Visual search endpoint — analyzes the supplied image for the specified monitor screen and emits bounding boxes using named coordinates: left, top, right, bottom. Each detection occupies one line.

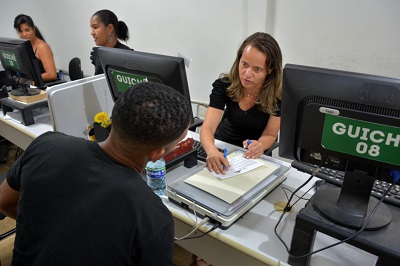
left=279, top=64, right=400, bottom=230
left=0, top=37, right=45, bottom=95
left=97, top=47, right=194, bottom=124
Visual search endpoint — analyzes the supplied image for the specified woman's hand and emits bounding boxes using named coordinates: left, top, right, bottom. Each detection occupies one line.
left=243, top=139, right=264, bottom=159
left=206, top=148, right=230, bottom=175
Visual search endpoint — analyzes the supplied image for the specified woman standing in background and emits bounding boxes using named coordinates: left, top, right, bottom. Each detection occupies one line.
left=90, top=9, right=132, bottom=75
left=14, top=14, right=58, bottom=82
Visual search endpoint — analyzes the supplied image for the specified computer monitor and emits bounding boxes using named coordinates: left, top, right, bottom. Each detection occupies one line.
left=279, top=64, right=400, bottom=230
left=0, top=37, right=45, bottom=96
left=97, top=47, right=194, bottom=124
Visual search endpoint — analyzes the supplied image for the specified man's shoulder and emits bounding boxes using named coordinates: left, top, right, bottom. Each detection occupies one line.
left=36, top=131, right=71, bottom=142
left=32, top=132, right=87, bottom=149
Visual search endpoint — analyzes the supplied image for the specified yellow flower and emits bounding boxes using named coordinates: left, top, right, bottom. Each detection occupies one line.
left=94, top=112, right=111, bottom=128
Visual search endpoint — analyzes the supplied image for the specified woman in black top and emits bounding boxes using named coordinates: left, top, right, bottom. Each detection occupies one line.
left=89, top=9, right=132, bottom=75
left=200, top=32, right=283, bottom=174
left=14, top=14, right=58, bottom=82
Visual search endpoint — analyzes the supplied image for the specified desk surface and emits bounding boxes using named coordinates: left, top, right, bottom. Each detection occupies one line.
left=0, top=106, right=379, bottom=266
left=0, top=111, right=52, bottom=150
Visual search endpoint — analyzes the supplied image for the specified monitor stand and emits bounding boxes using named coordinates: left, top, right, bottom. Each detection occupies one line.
left=313, top=161, right=392, bottom=230
left=9, top=84, right=41, bottom=97
left=0, top=94, right=48, bottom=126
left=289, top=182, right=400, bottom=266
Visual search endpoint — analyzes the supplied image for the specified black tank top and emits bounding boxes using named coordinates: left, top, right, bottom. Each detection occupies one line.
left=34, top=47, right=45, bottom=74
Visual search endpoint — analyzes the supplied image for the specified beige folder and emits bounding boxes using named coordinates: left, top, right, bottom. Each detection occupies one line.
left=184, top=152, right=280, bottom=204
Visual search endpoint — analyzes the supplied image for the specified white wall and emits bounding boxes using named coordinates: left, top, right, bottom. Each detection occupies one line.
left=2, top=0, right=399, bottom=103
left=268, top=0, right=400, bottom=78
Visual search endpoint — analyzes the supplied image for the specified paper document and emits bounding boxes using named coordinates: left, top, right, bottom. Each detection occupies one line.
left=212, top=156, right=264, bottom=180
left=184, top=151, right=280, bottom=204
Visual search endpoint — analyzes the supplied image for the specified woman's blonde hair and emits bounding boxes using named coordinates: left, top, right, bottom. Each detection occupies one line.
left=223, top=32, right=283, bottom=115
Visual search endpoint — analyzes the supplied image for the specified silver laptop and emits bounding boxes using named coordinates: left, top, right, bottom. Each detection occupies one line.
left=167, top=150, right=290, bottom=229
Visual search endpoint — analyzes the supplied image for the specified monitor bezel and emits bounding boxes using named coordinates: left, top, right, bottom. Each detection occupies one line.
left=0, top=37, right=45, bottom=89
left=279, top=64, right=400, bottom=171
left=98, top=47, right=194, bottom=124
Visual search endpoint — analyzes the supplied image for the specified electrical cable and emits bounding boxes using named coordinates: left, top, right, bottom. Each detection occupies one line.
left=274, top=157, right=327, bottom=249
left=281, top=186, right=312, bottom=202
left=287, top=182, right=393, bottom=259
left=274, top=163, right=397, bottom=259
left=178, top=222, right=220, bottom=240
left=174, top=217, right=210, bottom=241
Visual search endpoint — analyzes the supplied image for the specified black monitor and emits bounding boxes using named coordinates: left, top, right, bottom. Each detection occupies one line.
left=279, top=64, right=400, bottom=230
left=0, top=37, right=45, bottom=96
left=97, top=47, right=194, bottom=124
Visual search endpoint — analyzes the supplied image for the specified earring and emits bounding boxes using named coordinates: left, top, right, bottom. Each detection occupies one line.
left=107, top=35, right=113, bottom=43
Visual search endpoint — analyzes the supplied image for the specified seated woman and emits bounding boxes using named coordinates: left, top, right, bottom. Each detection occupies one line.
left=14, top=14, right=58, bottom=82
left=200, top=32, right=283, bottom=174
left=90, top=9, right=132, bottom=75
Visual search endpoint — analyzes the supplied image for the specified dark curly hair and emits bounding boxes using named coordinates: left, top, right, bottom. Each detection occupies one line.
left=112, top=82, right=191, bottom=148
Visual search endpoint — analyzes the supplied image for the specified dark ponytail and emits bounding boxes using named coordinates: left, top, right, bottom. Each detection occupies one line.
left=116, top=21, right=129, bottom=41
left=92, top=9, right=130, bottom=42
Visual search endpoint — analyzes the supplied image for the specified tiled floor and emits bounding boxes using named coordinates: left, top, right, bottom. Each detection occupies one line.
left=0, top=140, right=197, bottom=266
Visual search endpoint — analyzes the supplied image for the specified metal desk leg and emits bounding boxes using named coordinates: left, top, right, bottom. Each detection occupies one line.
left=288, top=213, right=317, bottom=266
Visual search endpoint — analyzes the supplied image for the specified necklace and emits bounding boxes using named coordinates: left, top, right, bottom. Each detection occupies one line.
left=243, top=90, right=257, bottom=99
left=245, top=92, right=254, bottom=98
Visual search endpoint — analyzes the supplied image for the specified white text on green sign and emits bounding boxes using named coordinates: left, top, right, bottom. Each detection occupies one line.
left=111, top=70, right=148, bottom=92
left=321, top=114, right=400, bottom=166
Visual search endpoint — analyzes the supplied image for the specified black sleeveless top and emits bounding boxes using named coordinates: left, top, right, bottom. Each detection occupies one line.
left=34, top=48, right=45, bottom=74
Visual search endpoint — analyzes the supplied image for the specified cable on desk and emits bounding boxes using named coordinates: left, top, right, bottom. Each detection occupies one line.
left=183, top=201, right=199, bottom=226
left=281, top=186, right=312, bottom=203
left=275, top=164, right=395, bottom=259
left=177, top=222, right=220, bottom=241
left=274, top=157, right=327, bottom=245
left=174, top=217, right=210, bottom=241
left=288, top=183, right=392, bottom=259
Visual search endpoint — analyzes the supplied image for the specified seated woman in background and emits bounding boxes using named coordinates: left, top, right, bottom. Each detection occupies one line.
left=90, top=9, right=132, bottom=75
left=14, top=14, right=58, bottom=82
left=200, top=32, right=283, bottom=174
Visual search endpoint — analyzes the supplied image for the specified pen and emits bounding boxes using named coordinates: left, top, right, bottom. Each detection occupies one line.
left=247, top=139, right=251, bottom=147
left=223, top=148, right=227, bottom=170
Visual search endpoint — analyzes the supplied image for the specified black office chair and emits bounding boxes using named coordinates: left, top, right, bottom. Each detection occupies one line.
left=68, top=57, right=83, bottom=81
left=189, top=117, right=204, bottom=132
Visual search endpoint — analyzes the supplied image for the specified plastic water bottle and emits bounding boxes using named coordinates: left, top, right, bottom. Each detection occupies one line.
left=146, top=158, right=167, bottom=198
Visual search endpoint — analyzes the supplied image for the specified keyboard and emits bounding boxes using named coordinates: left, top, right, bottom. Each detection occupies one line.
left=291, top=160, right=400, bottom=208
left=193, top=139, right=224, bottom=162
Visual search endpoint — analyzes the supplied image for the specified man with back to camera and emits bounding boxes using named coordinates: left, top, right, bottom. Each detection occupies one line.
left=0, top=82, right=192, bottom=265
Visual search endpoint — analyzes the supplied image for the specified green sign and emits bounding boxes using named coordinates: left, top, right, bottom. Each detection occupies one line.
left=1, top=50, right=20, bottom=70
left=321, top=114, right=400, bottom=165
left=111, top=70, right=148, bottom=92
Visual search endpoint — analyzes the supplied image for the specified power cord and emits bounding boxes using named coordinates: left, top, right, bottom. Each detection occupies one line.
left=174, top=217, right=210, bottom=241
left=286, top=182, right=393, bottom=259
left=178, top=222, right=220, bottom=240
left=276, top=157, right=327, bottom=215
left=275, top=162, right=399, bottom=259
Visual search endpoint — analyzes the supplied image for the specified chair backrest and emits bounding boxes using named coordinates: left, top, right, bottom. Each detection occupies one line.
left=68, top=57, right=83, bottom=81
